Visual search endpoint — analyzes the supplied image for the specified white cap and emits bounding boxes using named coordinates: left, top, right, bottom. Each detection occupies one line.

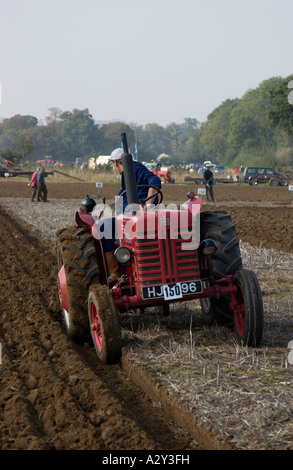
left=110, top=148, right=124, bottom=161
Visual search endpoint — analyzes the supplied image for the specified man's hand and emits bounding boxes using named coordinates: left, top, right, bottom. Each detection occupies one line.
left=146, top=187, right=158, bottom=205
left=143, top=203, right=155, bottom=212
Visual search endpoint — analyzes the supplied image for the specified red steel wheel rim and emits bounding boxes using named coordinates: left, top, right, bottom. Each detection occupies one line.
left=234, top=285, right=246, bottom=335
left=90, top=302, right=103, bottom=352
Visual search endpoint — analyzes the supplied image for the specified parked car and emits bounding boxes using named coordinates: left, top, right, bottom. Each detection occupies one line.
left=243, top=167, right=289, bottom=186
left=213, top=165, right=226, bottom=173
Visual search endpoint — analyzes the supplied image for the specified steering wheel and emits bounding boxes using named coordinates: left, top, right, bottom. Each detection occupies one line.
left=120, top=184, right=163, bottom=205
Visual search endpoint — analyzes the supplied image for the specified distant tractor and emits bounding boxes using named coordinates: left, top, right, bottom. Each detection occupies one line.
left=143, top=162, right=175, bottom=184
left=152, top=164, right=175, bottom=184
left=56, top=133, right=264, bottom=364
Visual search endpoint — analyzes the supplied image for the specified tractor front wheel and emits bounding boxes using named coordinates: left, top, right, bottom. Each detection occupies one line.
left=232, top=269, right=263, bottom=347
left=88, top=284, right=121, bottom=364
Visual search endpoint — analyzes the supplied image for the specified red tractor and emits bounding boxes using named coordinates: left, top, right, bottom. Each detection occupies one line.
left=56, top=134, right=264, bottom=364
left=151, top=164, right=175, bottom=184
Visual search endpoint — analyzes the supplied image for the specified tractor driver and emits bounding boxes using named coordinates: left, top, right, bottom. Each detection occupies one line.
left=111, top=147, right=161, bottom=210
left=100, top=147, right=161, bottom=283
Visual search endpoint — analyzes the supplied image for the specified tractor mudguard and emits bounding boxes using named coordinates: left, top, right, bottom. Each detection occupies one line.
left=75, top=210, right=95, bottom=227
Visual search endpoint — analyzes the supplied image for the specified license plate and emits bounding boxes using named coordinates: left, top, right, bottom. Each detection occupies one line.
left=142, top=280, right=203, bottom=300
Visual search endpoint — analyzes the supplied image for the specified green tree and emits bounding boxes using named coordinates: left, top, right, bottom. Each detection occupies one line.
left=0, top=114, right=38, bottom=132
left=44, top=107, right=63, bottom=125
left=16, top=131, right=35, bottom=163
left=165, top=122, right=181, bottom=160
left=129, top=123, right=145, bottom=161
left=269, top=75, right=293, bottom=136
left=99, top=122, right=134, bottom=155
left=182, top=118, right=200, bottom=132
left=199, top=99, right=239, bottom=164
left=130, top=118, right=200, bottom=164
left=228, top=77, right=282, bottom=153
left=27, top=123, right=62, bottom=162
left=59, top=108, right=99, bottom=162
left=183, top=128, right=205, bottom=164
left=139, top=123, right=169, bottom=160
left=0, top=128, right=19, bottom=153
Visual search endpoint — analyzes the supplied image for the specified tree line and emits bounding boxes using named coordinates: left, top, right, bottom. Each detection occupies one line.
left=0, top=74, right=292, bottom=169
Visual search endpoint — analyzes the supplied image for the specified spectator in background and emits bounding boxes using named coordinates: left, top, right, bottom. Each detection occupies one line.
left=203, top=165, right=215, bottom=202
left=29, top=167, right=40, bottom=202
left=36, top=167, right=48, bottom=202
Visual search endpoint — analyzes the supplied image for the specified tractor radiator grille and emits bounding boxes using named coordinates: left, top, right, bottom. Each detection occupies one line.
left=135, top=227, right=200, bottom=286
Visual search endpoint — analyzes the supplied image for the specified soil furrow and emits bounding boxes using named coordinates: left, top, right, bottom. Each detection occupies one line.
left=0, top=205, right=199, bottom=450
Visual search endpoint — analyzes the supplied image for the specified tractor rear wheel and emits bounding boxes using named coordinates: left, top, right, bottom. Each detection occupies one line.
left=232, top=269, right=263, bottom=347
left=57, top=226, right=100, bottom=343
left=88, top=284, right=121, bottom=364
left=200, top=211, right=243, bottom=326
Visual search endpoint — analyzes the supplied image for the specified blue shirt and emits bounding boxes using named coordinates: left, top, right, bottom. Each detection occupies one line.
left=118, top=161, right=161, bottom=209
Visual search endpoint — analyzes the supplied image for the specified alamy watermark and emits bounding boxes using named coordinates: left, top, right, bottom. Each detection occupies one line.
left=91, top=198, right=201, bottom=251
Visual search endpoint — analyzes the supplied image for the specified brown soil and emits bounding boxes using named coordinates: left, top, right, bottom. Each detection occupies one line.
left=0, top=179, right=293, bottom=451
left=0, top=203, right=199, bottom=451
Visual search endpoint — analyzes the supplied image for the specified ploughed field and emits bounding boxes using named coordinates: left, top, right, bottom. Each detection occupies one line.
left=0, top=179, right=293, bottom=451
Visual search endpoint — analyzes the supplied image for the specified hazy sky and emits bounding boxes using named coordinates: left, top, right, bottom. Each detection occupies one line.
left=1, top=0, right=292, bottom=126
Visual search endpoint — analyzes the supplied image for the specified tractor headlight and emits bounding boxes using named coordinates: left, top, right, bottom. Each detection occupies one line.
left=199, top=239, right=217, bottom=255
left=114, top=246, right=132, bottom=264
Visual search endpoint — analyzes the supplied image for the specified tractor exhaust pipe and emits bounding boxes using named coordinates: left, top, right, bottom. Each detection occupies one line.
left=121, top=132, right=139, bottom=206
